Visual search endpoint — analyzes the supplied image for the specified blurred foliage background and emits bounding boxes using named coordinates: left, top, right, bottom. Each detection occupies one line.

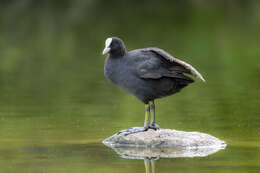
left=0, top=1, right=259, bottom=172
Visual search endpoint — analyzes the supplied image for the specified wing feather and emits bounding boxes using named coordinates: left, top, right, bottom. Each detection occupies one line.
left=139, top=48, right=205, bottom=82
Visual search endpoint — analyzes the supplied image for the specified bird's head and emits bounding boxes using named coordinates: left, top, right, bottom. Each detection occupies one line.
left=102, top=37, right=126, bottom=56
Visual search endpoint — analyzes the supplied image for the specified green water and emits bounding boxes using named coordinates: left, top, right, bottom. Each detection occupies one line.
left=0, top=1, right=259, bottom=172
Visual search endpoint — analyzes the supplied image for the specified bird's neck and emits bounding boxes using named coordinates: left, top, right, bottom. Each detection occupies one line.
left=110, top=47, right=127, bottom=57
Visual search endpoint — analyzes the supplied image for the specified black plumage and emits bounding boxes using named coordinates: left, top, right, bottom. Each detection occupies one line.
left=103, top=37, right=205, bottom=134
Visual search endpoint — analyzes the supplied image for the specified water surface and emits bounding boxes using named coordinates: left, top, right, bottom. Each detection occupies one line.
left=0, top=1, right=259, bottom=173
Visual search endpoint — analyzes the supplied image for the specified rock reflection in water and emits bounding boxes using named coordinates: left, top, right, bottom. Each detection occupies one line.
left=106, top=145, right=225, bottom=173
left=108, top=145, right=225, bottom=159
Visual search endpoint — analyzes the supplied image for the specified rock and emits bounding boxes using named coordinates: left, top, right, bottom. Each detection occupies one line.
left=103, top=128, right=226, bottom=158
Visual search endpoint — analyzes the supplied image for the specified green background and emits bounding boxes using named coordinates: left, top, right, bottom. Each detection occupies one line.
left=0, top=1, right=259, bottom=173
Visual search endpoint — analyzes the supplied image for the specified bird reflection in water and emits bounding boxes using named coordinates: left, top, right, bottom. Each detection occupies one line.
left=144, top=157, right=158, bottom=173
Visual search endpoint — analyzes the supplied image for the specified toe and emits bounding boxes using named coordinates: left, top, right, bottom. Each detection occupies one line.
left=118, top=127, right=148, bottom=136
left=149, top=123, right=160, bottom=130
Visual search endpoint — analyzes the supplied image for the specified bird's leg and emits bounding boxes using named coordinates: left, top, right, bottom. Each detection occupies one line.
left=144, top=103, right=150, bottom=129
left=149, top=100, right=160, bottom=130
left=117, top=103, right=150, bottom=135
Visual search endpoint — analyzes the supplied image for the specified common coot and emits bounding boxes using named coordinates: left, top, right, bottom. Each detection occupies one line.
left=103, top=37, right=205, bottom=135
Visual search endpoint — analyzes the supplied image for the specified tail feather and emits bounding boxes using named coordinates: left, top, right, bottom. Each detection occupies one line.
left=172, top=78, right=194, bottom=94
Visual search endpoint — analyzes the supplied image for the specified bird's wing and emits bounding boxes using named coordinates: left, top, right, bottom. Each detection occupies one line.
left=137, top=48, right=205, bottom=82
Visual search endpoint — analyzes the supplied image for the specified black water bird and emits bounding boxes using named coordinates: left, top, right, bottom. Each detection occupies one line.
left=103, top=37, right=205, bottom=135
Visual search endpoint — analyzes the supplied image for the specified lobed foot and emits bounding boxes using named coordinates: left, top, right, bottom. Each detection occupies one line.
left=117, top=126, right=149, bottom=136
left=149, top=123, right=160, bottom=130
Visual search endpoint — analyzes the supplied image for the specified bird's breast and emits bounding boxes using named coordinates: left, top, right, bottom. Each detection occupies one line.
left=104, top=57, right=124, bottom=85
left=104, top=57, right=139, bottom=92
